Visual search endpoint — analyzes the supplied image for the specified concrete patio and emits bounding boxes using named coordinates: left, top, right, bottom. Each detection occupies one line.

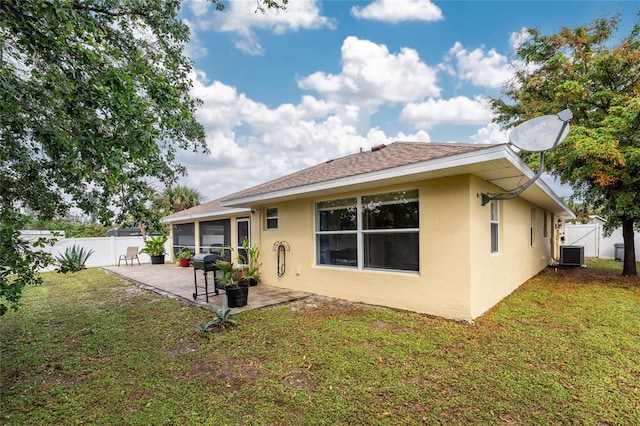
left=102, top=263, right=312, bottom=314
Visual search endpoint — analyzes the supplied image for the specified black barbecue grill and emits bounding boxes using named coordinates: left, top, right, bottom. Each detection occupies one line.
left=192, top=253, right=223, bottom=302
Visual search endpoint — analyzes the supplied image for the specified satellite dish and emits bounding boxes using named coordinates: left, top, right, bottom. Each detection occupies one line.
left=509, top=109, right=572, bottom=152
left=480, top=109, right=573, bottom=206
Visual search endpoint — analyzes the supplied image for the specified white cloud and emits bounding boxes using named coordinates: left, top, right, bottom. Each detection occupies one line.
left=509, top=27, right=532, bottom=51
left=183, top=70, right=429, bottom=201
left=183, top=19, right=208, bottom=59
left=298, top=36, right=440, bottom=106
left=400, top=96, right=494, bottom=129
left=189, top=0, right=335, bottom=55
left=470, top=122, right=509, bottom=144
left=351, top=0, right=443, bottom=23
left=444, top=42, right=514, bottom=88
left=185, top=0, right=211, bottom=18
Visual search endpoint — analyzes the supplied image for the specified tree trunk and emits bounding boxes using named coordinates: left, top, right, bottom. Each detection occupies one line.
left=621, top=218, right=637, bottom=276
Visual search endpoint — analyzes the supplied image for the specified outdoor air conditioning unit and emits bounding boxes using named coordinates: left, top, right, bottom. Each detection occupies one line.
left=560, top=245, right=585, bottom=266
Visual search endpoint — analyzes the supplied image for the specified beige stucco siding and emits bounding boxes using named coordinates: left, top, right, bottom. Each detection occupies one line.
left=167, top=173, right=557, bottom=321
left=469, top=175, right=552, bottom=318
left=253, top=178, right=474, bottom=320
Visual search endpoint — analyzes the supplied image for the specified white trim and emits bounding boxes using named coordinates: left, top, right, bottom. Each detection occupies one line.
left=222, top=145, right=510, bottom=206
left=220, top=144, right=573, bottom=218
left=500, top=148, right=574, bottom=218
left=161, top=207, right=250, bottom=224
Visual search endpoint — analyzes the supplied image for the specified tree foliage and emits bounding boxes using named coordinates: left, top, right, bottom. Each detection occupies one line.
left=0, top=0, right=287, bottom=314
left=22, top=218, right=110, bottom=238
left=491, top=15, right=640, bottom=276
left=153, top=185, right=203, bottom=215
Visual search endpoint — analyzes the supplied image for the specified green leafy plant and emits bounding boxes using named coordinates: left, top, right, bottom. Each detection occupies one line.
left=241, top=240, right=262, bottom=284
left=214, top=260, right=242, bottom=288
left=55, top=245, right=95, bottom=273
left=175, top=248, right=192, bottom=260
left=199, top=296, right=236, bottom=332
left=139, top=235, right=168, bottom=256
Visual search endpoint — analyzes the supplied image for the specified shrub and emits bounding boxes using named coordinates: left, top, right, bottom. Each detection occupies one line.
left=55, top=245, right=95, bottom=273
left=200, top=296, right=236, bottom=332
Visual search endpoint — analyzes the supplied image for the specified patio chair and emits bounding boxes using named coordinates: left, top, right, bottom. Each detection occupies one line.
left=118, top=246, right=140, bottom=266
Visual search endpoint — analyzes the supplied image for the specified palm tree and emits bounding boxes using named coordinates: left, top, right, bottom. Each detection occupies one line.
left=154, top=185, right=202, bottom=215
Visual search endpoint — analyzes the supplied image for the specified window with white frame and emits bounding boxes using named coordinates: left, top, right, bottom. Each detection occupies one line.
left=266, top=208, right=278, bottom=230
left=530, top=208, right=535, bottom=247
left=316, top=197, right=357, bottom=267
left=237, top=217, right=250, bottom=265
left=315, top=189, right=419, bottom=272
left=490, top=200, right=499, bottom=253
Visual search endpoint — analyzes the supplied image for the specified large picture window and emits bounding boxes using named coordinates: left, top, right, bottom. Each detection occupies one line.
left=316, top=198, right=357, bottom=266
left=362, top=190, right=419, bottom=271
left=315, top=190, right=419, bottom=272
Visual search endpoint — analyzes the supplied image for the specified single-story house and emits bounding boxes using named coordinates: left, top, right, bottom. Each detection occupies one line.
left=162, top=142, right=575, bottom=322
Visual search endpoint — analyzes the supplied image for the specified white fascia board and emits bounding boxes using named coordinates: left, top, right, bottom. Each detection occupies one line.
left=221, top=144, right=511, bottom=207
left=221, top=143, right=574, bottom=218
left=160, top=207, right=250, bottom=224
left=501, top=148, right=575, bottom=218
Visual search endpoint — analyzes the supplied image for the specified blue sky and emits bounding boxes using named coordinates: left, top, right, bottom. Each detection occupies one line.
left=175, top=0, right=638, bottom=201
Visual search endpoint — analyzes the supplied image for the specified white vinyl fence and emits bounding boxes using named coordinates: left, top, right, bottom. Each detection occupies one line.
left=563, top=223, right=640, bottom=261
left=21, top=233, right=172, bottom=271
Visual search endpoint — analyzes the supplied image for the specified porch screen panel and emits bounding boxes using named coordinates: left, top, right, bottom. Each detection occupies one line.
left=362, top=190, right=419, bottom=271
left=200, top=219, right=231, bottom=260
left=173, top=223, right=195, bottom=254
left=315, top=198, right=357, bottom=266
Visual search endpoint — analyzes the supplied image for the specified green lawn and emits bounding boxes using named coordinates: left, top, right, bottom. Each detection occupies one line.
left=1, top=260, right=639, bottom=425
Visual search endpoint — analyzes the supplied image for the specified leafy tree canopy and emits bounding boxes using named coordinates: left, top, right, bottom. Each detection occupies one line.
left=491, top=14, right=640, bottom=276
left=22, top=218, right=110, bottom=238
left=0, top=0, right=287, bottom=314
left=153, top=185, right=203, bottom=216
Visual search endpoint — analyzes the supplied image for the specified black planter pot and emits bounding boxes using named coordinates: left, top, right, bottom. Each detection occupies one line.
left=246, top=277, right=259, bottom=287
left=226, top=285, right=249, bottom=308
left=150, top=255, right=165, bottom=265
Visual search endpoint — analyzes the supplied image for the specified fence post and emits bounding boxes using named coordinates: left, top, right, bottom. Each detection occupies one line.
left=111, top=236, right=116, bottom=265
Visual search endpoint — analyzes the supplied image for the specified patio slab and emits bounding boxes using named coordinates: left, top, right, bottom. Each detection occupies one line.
left=102, top=263, right=312, bottom=314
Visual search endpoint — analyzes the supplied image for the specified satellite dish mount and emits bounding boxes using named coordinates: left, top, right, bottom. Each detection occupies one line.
left=480, top=109, right=572, bottom=206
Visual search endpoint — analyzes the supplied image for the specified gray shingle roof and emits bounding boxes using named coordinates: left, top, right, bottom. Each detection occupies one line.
left=161, top=198, right=239, bottom=222
left=222, top=142, right=494, bottom=202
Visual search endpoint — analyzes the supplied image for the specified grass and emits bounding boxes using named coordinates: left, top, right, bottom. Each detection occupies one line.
left=1, top=259, right=639, bottom=425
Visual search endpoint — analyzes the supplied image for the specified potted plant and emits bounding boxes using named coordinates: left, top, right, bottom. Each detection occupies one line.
left=214, top=260, right=249, bottom=308
left=175, top=248, right=192, bottom=267
left=140, top=235, right=168, bottom=264
left=241, top=240, right=261, bottom=286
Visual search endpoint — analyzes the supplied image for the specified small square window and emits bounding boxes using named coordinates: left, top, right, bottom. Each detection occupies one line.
left=266, top=208, right=278, bottom=230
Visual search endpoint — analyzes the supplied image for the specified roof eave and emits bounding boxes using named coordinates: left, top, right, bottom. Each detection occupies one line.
left=221, top=144, right=511, bottom=207
left=220, top=144, right=574, bottom=219
left=160, top=207, right=250, bottom=224
left=501, top=148, right=575, bottom=218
